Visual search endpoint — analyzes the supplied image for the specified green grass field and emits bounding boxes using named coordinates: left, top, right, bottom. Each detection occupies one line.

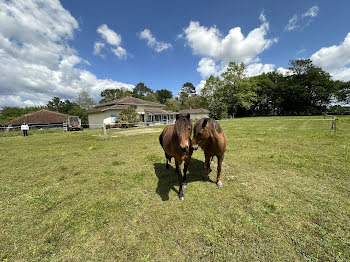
left=1, top=116, right=349, bottom=261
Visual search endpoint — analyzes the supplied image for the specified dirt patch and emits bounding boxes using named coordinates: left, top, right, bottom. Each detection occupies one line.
left=111, top=128, right=161, bottom=136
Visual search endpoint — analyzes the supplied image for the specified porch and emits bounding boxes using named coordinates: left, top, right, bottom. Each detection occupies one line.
left=143, top=109, right=178, bottom=125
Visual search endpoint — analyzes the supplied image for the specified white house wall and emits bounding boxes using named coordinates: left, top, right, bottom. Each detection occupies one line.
left=135, top=105, right=163, bottom=113
left=88, top=109, right=124, bottom=129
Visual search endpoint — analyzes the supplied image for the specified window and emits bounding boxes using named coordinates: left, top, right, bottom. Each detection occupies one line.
left=110, top=114, right=117, bottom=122
left=130, top=105, right=137, bottom=109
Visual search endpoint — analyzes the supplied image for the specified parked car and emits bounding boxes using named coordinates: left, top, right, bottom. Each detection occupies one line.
left=67, top=116, right=83, bottom=131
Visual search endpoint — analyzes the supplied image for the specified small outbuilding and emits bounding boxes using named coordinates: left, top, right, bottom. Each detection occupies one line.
left=178, top=108, right=210, bottom=121
left=5, top=109, right=68, bottom=129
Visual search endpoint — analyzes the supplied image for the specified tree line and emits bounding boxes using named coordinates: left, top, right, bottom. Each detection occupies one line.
left=1, top=58, right=349, bottom=123
left=202, top=59, right=350, bottom=119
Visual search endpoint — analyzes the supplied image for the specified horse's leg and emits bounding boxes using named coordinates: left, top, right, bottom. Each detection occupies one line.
left=204, top=152, right=211, bottom=180
left=165, top=153, right=171, bottom=169
left=175, top=159, right=184, bottom=200
left=182, top=156, right=191, bottom=189
left=216, top=154, right=224, bottom=188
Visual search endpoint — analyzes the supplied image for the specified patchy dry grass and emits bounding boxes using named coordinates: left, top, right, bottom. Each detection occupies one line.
left=0, top=116, right=349, bottom=261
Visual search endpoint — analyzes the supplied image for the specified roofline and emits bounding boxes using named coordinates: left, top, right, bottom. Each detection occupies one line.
left=95, top=96, right=164, bottom=108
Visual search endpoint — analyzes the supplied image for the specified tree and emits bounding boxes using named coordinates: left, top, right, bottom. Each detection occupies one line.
left=164, top=98, right=181, bottom=112
left=287, top=59, right=336, bottom=114
left=132, top=82, right=153, bottom=99
left=115, top=106, right=140, bottom=123
left=46, top=97, right=90, bottom=124
left=76, top=90, right=95, bottom=110
left=143, top=93, right=158, bottom=102
left=183, top=95, right=208, bottom=109
left=99, top=88, right=132, bottom=104
left=335, top=81, right=350, bottom=104
left=289, top=59, right=313, bottom=75
left=47, top=97, right=64, bottom=112
left=0, top=106, right=43, bottom=123
left=250, top=73, right=277, bottom=115
left=179, top=82, right=196, bottom=104
left=201, top=62, right=257, bottom=118
left=156, top=89, right=173, bottom=104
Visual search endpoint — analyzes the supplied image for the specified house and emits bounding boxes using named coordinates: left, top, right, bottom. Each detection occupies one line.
left=4, top=109, right=68, bottom=129
left=178, top=108, right=210, bottom=121
left=88, top=96, right=177, bottom=129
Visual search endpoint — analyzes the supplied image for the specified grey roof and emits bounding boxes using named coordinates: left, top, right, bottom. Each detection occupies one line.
left=179, top=108, right=210, bottom=114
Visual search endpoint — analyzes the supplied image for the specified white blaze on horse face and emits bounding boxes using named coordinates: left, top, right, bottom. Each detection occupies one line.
left=179, top=134, right=189, bottom=149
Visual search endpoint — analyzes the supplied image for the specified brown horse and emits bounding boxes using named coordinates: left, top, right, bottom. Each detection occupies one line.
left=192, top=118, right=226, bottom=187
left=159, top=114, right=193, bottom=200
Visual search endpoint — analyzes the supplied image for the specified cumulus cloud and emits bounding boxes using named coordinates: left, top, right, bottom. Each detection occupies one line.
left=311, top=32, right=350, bottom=81
left=138, top=29, right=172, bottom=52
left=246, top=63, right=275, bottom=77
left=0, top=0, right=134, bottom=107
left=285, top=6, right=319, bottom=31
left=276, top=67, right=291, bottom=76
left=183, top=12, right=277, bottom=79
left=97, top=24, right=121, bottom=46
left=94, top=24, right=128, bottom=59
left=196, top=80, right=207, bottom=94
left=197, top=58, right=221, bottom=78
left=184, top=13, right=277, bottom=65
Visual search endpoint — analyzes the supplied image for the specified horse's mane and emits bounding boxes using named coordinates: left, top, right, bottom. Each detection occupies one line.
left=174, top=115, right=191, bottom=135
left=202, top=118, right=223, bottom=133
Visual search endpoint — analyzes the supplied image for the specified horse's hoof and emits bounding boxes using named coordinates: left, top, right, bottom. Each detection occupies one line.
left=166, top=164, right=169, bottom=169
left=217, top=181, right=223, bottom=188
left=179, top=196, right=185, bottom=201
left=182, top=183, right=187, bottom=189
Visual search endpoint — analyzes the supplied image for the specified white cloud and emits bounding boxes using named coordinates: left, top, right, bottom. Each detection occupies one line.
left=93, top=41, right=105, bottom=55
left=246, top=63, right=275, bottom=77
left=197, top=58, right=221, bottom=78
left=285, top=15, right=299, bottom=31
left=311, top=32, right=350, bottom=81
left=184, top=13, right=277, bottom=65
left=276, top=67, right=291, bottom=76
left=111, top=46, right=127, bottom=60
left=196, top=80, right=207, bottom=94
left=138, top=29, right=172, bottom=52
left=95, top=24, right=128, bottom=59
left=285, top=6, right=319, bottom=32
left=182, top=13, right=277, bottom=79
left=0, top=0, right=134, bottom=108
left=97, top=24, right=121, bottom=46
left=303, top=6, right=319, bottom=18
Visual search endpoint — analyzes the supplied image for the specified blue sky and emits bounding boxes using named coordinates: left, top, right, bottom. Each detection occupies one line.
left=0, top=0, right=350, bottom=107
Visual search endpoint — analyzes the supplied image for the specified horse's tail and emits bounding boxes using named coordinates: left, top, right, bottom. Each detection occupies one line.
left=159, top=131, right=164, bottom=148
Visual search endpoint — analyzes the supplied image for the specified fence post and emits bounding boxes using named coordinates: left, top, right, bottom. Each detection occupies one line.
left=103, top=123, right=107, bottom=139
left=333, top=116, right=337, bottom=134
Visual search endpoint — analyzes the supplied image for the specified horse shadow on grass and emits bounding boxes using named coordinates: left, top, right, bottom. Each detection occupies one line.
left=154, top=158, right=215, bottom=201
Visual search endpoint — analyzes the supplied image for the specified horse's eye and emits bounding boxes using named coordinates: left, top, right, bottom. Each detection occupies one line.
left=188, top=127, right=191, bottom=131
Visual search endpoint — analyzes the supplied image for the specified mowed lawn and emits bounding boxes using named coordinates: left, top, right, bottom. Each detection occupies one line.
left=0, top=116, right=349, bottom=261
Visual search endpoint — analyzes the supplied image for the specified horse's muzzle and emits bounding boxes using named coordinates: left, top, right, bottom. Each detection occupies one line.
left=192, top=144, right=198, bottom=150
left=180, top=145, right=189, bottom=152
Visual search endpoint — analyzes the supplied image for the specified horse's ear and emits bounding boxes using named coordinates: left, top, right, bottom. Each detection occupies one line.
left=202, top=118, right=208, bottom=128
left=176, top=114, right=179, bottom=120
left=186, top=113, right=190, bottom=119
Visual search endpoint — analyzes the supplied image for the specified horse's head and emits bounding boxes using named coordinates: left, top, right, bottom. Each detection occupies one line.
left=192, top=118, right=211, bottom=150
left=174, top=113, right=192, bottom=152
